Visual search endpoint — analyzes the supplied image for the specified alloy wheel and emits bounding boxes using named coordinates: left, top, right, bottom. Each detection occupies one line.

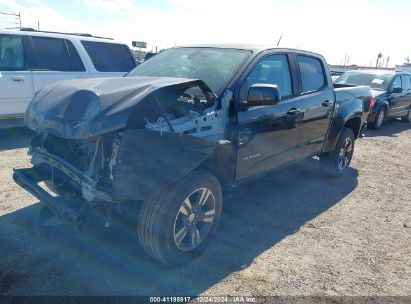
left=173, top=187, right=216, bottom=251
left=338, top=137, right=353, bottom=169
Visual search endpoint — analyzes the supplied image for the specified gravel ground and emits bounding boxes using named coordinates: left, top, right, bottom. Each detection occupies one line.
left=0, top=120, right=410, bottom=300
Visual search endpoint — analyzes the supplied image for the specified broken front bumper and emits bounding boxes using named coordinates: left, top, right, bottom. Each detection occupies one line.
left=29, top=147, right=112, bottom=202
left=13, top=167, right=86, bottom=225
left=13, top=146, right=115, bottom=226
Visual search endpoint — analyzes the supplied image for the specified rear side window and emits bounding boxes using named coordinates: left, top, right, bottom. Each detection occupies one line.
left=401, top=75, right=411, bottom=91
left=66, top=40, right=86, bottom=71
left=30, top=36, right=85, bottom=71
left=0, top=35, right=25, bottom=71
left=297, top=55, right=326, bottom=93
left=81, top=41, right=136, bottom=72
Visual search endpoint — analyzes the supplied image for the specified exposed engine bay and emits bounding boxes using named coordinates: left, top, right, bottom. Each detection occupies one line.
left=18, top=77, right=233, bottom=212
left=143, top=85, right=225, bottom=141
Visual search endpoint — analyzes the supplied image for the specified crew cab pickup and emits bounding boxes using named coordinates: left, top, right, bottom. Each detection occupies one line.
left=13, top=45, right=372, bottom=265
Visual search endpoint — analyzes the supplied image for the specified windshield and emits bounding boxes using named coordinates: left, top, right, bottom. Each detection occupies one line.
left=127, top=47, right=251, bottom=95
left=334, top=71, right=393, bottom=90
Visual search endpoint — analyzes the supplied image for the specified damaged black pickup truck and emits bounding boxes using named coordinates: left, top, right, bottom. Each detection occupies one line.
left=14, top=45, right=372, bottom=265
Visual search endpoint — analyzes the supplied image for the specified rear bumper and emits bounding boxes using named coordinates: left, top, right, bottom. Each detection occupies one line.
left=13, top=167, right=86, bottom=225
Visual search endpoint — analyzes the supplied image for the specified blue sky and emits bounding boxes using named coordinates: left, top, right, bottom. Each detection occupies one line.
left=1, top=0, right=410, bottom=67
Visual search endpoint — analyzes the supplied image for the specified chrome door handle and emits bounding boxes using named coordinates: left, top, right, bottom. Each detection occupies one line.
left=11, top=76, right=25, bottom=82
left=322, top=100, right=333, bottom=107
left=287, top=108, right=301, bottom=115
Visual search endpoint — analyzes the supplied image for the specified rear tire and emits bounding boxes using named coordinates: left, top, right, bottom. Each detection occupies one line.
left=401, top=108, right=411, bottom=122
left=320, top=127, right=355, bottom=177
left=369, top=108, right=386, bottom=129
left=137, top=170, right=222, bottom=265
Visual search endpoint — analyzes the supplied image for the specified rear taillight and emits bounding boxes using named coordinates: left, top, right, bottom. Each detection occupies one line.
left=368, top=96, right=375, bottom=113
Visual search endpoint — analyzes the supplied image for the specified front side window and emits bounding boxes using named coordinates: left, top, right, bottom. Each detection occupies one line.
left=297, top=55, right=325, bottom=93
left=240, top=54, right=293, bottom=100
left=81, top=41, right=136, bottom=72
left=402, top=75, right=411, bottom=91
left=0, top=35, right=24, bottom=70
left=390, top=76, right=402, bottom=91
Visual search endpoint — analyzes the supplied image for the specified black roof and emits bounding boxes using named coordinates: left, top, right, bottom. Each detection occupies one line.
left=176, top=44, right=324, bottom=57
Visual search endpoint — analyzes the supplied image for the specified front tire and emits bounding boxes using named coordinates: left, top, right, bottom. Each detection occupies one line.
left=370, top=108, right=386, bottom=129
left=320, top=127, right=355, bottom=177
left=137, top=170, right=222, bottom=265
left=401, top=108, right=411, bottom=122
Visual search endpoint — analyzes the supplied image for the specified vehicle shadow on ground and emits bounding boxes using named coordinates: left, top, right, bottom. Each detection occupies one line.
left=0, top=128, right=34, bottom=151
left=0, top=161, right=358, bottom=296
left=365, top=119, right=411, bottom=138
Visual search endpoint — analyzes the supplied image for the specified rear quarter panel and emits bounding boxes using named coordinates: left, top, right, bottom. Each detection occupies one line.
left=323, top=86, right=370, bottom=153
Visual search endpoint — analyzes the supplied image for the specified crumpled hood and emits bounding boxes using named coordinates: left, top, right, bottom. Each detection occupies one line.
left=25, top=76, right=207, bottom=139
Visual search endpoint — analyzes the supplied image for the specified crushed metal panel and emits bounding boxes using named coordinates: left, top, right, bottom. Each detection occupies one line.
left=111, top=129, right=217, bottom=201
left=24, top=76, right=216, bottom=139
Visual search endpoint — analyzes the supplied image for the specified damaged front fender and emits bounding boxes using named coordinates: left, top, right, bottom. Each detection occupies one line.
left=111, top=129, right=233, bottom=201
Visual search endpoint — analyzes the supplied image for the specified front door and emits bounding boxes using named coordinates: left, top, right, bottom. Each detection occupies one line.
left=0, top=34, right=33, bottom=117
left=397, top=74, right=411, bottom=117
left=235, top=53, right=302, bottom=181
left=387, top=75, right=407, bottom=117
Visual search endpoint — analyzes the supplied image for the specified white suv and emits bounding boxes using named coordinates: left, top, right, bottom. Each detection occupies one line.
left=0, top=29, right=137, bottom=128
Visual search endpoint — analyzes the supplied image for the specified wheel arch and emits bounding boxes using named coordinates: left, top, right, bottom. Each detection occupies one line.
left=197, top=142, right=236, bottom=191
left=344, top=116, right=362, bottom=139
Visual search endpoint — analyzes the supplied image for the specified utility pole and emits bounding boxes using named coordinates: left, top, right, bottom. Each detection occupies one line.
left=276, top=34, right=282, bottom=47
left=385, top=56, right=390, bottom=68
left=343, top=54, right=348, bottom=68
left=375, top=52, right=383, bottom=68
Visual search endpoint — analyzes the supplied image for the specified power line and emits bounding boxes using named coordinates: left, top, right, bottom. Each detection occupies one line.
left=0, top=10, right=21, bottom=28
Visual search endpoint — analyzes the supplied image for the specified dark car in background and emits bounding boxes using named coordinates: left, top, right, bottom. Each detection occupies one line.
left=335, top=70, right=411, bottom=129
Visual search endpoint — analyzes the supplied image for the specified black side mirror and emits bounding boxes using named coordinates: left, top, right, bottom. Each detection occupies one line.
left=244, top=84, right=281, bottom=107
left=392, top=87, right=403, bottom=93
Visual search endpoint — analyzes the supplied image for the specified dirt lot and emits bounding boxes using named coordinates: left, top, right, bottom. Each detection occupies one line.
left=0, top=121, right=410, bottom=299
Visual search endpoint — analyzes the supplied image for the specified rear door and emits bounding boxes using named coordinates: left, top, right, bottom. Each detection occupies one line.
left=294, top=54, right=334, bottom=157
left=80, top=41, right=137, bottom=77
left=386, top=75, right=407, bottom=117
left=398, top=74, right=411, bottom=116
left=235, top=53, right=303, bottom=181
left=28, top=36, right=88, bottom=94
left=0, top=34, right=34, bottom=117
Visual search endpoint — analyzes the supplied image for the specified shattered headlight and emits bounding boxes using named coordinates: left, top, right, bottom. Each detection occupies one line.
left=83, top=96, right=101, bottom=121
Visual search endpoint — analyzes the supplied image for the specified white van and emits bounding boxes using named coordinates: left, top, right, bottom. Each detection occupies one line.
left=0, top=28, right=137, bottom=128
